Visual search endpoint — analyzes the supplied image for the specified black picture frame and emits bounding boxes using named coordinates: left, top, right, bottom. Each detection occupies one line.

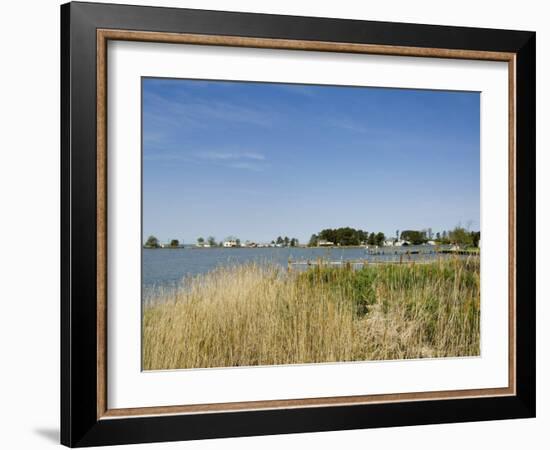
left=61, top=1, right=535, bottom=447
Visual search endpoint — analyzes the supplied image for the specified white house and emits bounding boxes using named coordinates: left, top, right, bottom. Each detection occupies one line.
left=223, top=240, right=238, bottom=248
left=384, top=240, right=395, bottom=247
left=318, top=239, right=334, bottom=247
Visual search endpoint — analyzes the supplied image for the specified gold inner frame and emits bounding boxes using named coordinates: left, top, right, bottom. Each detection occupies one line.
left=96, top=29, right=517, bottom=420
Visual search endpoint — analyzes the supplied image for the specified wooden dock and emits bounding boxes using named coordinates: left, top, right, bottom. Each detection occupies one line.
left=287, top=257, right=438, bottom=271
left=286, top=250, right=478, bottom=271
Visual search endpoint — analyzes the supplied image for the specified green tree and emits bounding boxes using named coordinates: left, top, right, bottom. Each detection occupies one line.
left=290, top=238, right=297, bottom=247
left=197, top=237, right=205, bottom=246
left=207, top=236, right=216, bottom=247
left=276, top=236, right=284, bottom=245
left=449, top=227, right=473, bottom=246
left=145, top=235, right=159, bottom=248
left=318, top=229, right=335, bottom=243
left=308, top=234, right=318, bottom=247
left=367, top=232, right=376, bottom=246
left=283, top=236, right=290, bottom=247
left=435, top=232, right=441, bottom=241
left=236, top=238, right=241, bottom=247
left=375, top=232, right=385, bottom=246
left=169, top=239, right=179, bottom=248
left=401, top=230, right=427, bottom=245
left=317, top=227, right=368, bottom=246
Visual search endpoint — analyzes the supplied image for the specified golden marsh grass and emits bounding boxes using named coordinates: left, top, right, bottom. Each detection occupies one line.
left=143, top=257, right=480, bottom=370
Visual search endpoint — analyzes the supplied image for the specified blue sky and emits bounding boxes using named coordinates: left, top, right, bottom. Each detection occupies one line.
left=142, top=78, right=480, bottom=244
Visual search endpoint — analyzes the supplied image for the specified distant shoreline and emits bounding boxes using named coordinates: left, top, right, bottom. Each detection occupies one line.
left=144, top=245, right=372, bottom=250
left=142, top=244, right=479, bottom=253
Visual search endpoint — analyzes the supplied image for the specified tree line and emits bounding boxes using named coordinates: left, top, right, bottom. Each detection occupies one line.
left=399, top=227, right=480, bottom=246
left=146, top=235, right=299, bottom=248
left=273, top=236, right=299, bottom=247
left=144, top=236, right=180, bottom=248
left=144, top=226, right=480, bottom=249
left=308, top=228, right=385, bottom=247
left=306, top=226, right=480, bottom=247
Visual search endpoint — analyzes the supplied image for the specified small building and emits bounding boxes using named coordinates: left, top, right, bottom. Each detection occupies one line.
left=223, top=240, right=238, bottom=248
left=384, top=240, right=395, bottom=247
left=317, top=239, right=334, bottom=247
left=427, top=240, right=436, bottom=245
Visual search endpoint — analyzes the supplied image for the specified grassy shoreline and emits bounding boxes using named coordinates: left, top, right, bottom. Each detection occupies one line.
left=143, top=258, right=480, bottom=370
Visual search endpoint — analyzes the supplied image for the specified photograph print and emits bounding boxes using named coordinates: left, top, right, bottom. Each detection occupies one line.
left=141, top=78, right=481, bottom=371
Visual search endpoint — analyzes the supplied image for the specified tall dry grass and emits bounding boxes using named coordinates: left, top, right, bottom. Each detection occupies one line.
left=143, top=258, right=480, bottom=370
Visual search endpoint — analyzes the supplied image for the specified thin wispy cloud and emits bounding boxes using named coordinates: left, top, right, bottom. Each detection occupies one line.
left=143, top=152, right=193, bottom=162
left=197, top=151, right=268, bottom=171
left=329, top=118, right=370, bottom=133
left=144, top=149, right=269, bottom=172
left=143, top=90, right=276, bottom=129
left=198, top=151, right=266, bottom=161
left=226, top=161, right=266, bottom=172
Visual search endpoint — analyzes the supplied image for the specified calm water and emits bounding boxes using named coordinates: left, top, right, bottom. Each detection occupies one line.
left=143, top=245, right=454, bottom=294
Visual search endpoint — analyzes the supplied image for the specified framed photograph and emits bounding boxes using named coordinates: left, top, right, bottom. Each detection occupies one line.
left=61, top=2, right=535, bottom=447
